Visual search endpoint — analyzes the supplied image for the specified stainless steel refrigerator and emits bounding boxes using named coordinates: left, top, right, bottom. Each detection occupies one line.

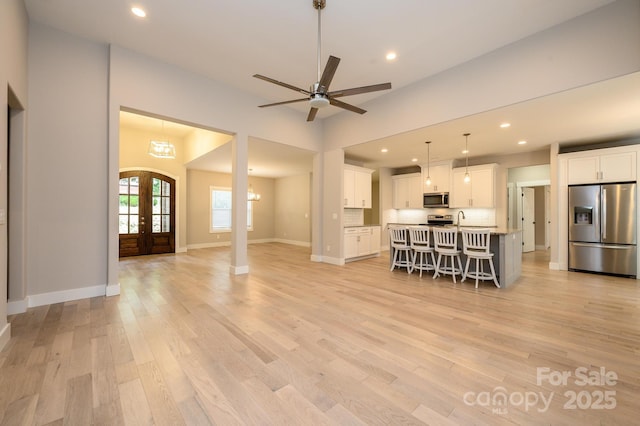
left=568, top=182, right=637, bottom=277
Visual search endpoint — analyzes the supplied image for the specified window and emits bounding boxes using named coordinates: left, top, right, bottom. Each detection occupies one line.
left=119, top=176, right=139, bottom=234
left=210, top=186, right=253, bottom=232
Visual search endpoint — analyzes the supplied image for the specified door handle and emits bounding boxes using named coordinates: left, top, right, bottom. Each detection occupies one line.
left=602, top=188, right=607, bottom=240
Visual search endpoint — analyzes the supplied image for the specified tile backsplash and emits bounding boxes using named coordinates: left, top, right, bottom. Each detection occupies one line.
left=395, top=208, right=497, bottom=226
left=344, top=208, right=365, bottom=226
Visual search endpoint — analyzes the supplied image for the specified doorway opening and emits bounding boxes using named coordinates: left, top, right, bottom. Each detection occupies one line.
left=507, top=165, right=550, bottom=254
left=119, top=170, right=175, bottom=257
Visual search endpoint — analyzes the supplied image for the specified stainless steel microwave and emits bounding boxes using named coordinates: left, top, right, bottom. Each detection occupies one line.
left=423, top=192, right=449, bottom=208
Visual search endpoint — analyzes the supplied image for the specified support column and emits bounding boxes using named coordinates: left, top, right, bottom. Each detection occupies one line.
left=230, top=133, right=249, bottom=275
left=321, top=148, right=345, bottom=265
left=310, top=152, right=323, bottom=262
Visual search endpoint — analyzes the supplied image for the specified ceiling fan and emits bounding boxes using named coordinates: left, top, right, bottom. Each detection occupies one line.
left=253, top=0, right=392, bottom=122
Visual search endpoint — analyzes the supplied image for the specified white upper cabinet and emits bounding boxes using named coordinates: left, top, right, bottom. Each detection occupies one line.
left=567, top=149, right=636, bottom=185
left=344, top=165, right=373, bottom=208
left=392, top=173, right=423, bottom=209
left=451, top=164, right=497, bottom=208
left=422, top=161, right=452, bottom=193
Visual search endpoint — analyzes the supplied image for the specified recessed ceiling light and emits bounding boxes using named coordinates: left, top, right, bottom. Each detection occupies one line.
left=462, top=149, right=469, bottom=154
left=131, top=7, right=146, bottom=18
left=518, top=140, right=527, bottom=145
left=381, top=148, right=388, bottom=153
left=500, top=122, right=511, bottom=128
left=386, top=52, right=397, bottom=61
left=411, top=158, right=418, bottom=162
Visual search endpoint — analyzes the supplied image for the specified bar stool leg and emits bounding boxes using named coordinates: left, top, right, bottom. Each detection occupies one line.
left=433, top=254, right=442, bottom=279
left=490, top=258, right=499, bottom=287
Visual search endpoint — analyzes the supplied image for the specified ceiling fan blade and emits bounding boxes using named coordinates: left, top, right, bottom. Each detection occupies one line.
left=328, top=82, right=392, bottom=98
left=329, top=98, right=366, bottom=114
left=307, top=108, right=319, bottom=122
left=258, top=98, right=310, bottom=108
left=318, top=56, right=340, bottom=90
left=253, top=74, right=310, bottom=95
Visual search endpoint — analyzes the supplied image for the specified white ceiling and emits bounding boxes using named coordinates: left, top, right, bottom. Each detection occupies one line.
left=27, top=0, right=640, bottom=177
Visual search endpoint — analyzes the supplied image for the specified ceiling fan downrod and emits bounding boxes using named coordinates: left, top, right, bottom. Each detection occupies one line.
left=313, top=0, right=326, bottom=84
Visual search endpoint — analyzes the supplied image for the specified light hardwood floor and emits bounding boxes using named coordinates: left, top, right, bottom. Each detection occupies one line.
left=1, top=244, right=639, bottom=425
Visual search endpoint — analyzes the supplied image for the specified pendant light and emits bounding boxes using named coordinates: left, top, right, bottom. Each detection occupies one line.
left=424, top=141, right=432, bottom=186
left=463, top=133, right=471, bottom=183
left=148, top=120, right=176, bottom=159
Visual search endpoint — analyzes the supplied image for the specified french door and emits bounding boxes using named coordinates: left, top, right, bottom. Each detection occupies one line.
left=119, top=171, right=175, bottom=257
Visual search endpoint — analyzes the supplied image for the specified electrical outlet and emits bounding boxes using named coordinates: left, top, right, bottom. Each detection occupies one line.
left=326, top=245, right=331, bottom=252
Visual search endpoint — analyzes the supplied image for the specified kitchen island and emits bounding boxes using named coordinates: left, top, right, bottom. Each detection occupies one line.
left=388, top=225, right=523, bottom=288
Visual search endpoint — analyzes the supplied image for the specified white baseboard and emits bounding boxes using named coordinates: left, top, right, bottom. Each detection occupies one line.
left=106, top=283, right=121, bottom=297
left=310, top=254, right=323, bottom=262
left=322, top=256, right=345, bottom=266
left=175, top=246, right=188, bottom=253
left=188, top=239, right=311, bottom=250
left=7, top=298, right=28, bottom=315
left=272, top=238, right=311, bottom=248
left=187, top=241, right=231, bottom=250
left=27, top=285, right=106, bottom=309
left=7, top=283, right=117, bottom=315
left=0, top=323, right=10, bottom=352
left=230, top=265, right=249, bottom=275
left=549, top=262, right=561, bottom=270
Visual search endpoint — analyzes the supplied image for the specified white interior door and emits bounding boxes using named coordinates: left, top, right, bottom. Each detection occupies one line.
left=522, top=187, right=535, bottom=252
left=507, top=183, right=515, bottom=230
left=545, top=185, right=550, bottom=249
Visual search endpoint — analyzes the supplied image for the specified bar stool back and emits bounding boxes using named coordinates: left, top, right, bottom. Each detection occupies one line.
left=408, top=226, right=436, bottom=277
left=461, top=228, right=500, bottom=288
left=432, top=227, right=463, bottom=282
left=389, top=226, right=412, bottom=273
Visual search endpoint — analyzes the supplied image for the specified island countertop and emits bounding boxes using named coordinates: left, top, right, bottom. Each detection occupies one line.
left=387, top=224, right=523, bottom=288
left=386, top=223, right=522, bottom=236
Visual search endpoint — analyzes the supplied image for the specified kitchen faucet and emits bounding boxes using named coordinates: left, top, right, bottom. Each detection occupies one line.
left=457, top=211, right=466, bottom=231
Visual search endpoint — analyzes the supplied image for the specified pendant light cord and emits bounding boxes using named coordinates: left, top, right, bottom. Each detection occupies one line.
left=317, top=4, right=322, bottom=82
left=464, top=133, right=470, bottom=171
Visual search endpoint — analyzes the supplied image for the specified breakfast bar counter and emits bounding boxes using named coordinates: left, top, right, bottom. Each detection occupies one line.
left=388, top=225, right=523, bottom=288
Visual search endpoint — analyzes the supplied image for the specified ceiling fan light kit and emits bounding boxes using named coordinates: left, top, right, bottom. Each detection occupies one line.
left=253, top=0, right=391, bottom=121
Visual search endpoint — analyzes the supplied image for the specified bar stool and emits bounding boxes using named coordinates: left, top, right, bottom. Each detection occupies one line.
left=389, top=226, right=412, bottom=273
left=461, top=228, right=500, bottom=288
left=408, top=226, right=436, bottom=277
left=432, top=227, right=463, bottom=283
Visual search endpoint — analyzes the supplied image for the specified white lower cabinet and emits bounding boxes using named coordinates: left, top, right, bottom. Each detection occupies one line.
left=344, top=226, right=381, bottom=260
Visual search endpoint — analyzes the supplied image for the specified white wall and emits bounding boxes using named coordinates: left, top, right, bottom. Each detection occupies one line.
left=186, top=169, right=276, bottom=247
left=25, top=25, right=109, bottom=307
left=274, top=174, right=311, bottom=245
left=0, top=0, right=29, bottom=349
